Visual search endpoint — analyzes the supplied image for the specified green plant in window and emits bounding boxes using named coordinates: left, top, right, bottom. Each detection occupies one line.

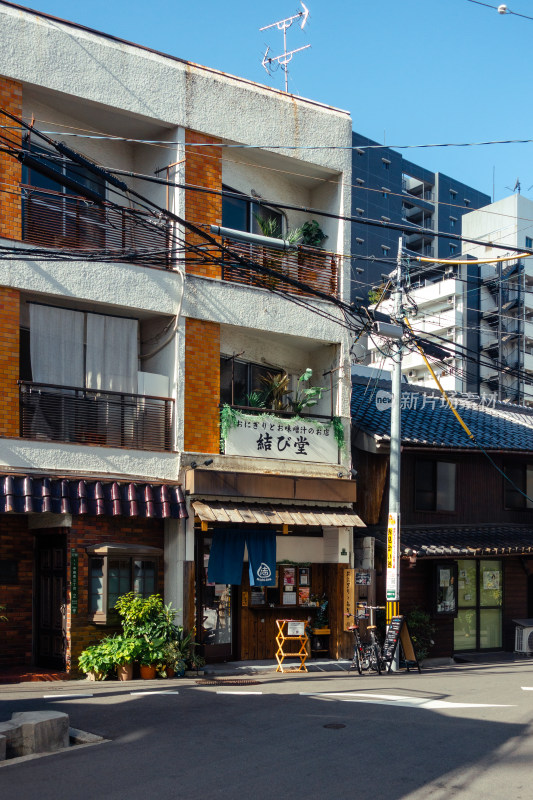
left=259, top=371, right=291, bottom=411
left=289, top=368, right=324, bottom=415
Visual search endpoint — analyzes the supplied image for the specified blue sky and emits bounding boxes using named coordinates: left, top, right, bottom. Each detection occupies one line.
left=12, top=0, right=533, bottom=202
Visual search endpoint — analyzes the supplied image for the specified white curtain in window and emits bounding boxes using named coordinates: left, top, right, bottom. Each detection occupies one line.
left=29, top=304, right=84, bottom=386
left=86, top=315, right=138, bottom=393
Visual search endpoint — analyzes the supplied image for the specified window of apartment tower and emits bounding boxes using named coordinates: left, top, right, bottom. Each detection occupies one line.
left=503, top=464, right=533, bottom=509
left=87, top=544, right=162, bottom=623
left=415, top=460, right=456, bottom=512
left=222, top=185, right=283, bottom=237
left=526, top=237, right=533, bottom=249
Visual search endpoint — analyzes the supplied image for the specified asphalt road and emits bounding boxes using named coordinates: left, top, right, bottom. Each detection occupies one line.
left=1, top=660, right=533, bottom=799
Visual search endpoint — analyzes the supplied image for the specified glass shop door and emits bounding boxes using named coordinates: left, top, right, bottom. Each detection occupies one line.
left=196, top=534, right=234, bottom=662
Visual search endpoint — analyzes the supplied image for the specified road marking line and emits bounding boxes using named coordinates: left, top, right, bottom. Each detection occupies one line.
left=301, top=691, right=513, bottom=709
left=129, top=690, right=180, bottom=696
left=43, top=693, right=93, bottom=699
left=216, top=690, right=263, bottom=695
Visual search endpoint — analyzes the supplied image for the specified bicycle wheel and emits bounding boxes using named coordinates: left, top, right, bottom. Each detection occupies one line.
left=373, top=643, right=382, bottom=675
left=352, top=646, right=362, bottom=675
left=360, top=645, right=371, bottom=671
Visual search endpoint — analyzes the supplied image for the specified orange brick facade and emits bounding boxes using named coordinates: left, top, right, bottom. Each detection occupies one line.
left=184, top=317, right=220, bottom=453
left=0, top=286, right=20, bottom=438
left=184, top=129, right=222, bottom=279
left=0, top=76, right=22, bottom=242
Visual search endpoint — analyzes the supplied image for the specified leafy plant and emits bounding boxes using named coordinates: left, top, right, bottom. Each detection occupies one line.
left=406, top=607, right=435, bottom=662
left=253, top=212, right=303, bottom=245
left=300, top=220, right=327, bottom=248
left=114, top=592, right=179, bottom=642
left=137, top=635, right=167, bottom=667
left=259, top=371, right=291, bottom=411
left=0, top=605, right=7, bottom=623
left=242, top=391, right=265, bottom=408
left=106, top=634, right=141, bottom=666
left=289, top=368, right=324, bottom=415
left=78, top=641, right=113, bottom=679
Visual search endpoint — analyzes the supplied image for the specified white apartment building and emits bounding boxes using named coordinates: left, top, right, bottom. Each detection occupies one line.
left=0, top=2, right=360, bottom=672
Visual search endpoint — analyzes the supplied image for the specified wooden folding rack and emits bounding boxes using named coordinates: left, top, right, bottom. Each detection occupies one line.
left=275, top=619, right=309, bottom=673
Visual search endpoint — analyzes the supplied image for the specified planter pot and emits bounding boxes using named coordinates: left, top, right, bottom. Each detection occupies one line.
left=139, top=664, right=157, bottom=680
left=165, top=667, right=175, bottom=679
left=86, top=670, right=106, bottom=682
left=117, top=663, right=134, bottom=681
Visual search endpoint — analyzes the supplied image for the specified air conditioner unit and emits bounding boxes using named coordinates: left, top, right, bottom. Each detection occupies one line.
left=447, top=297, right=454, bottom=304
left=515, top=623, right=533, bottom=654
left=408, top=370, right=416, bottom=377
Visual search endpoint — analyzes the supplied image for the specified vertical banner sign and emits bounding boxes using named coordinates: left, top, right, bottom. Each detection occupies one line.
left=70, top=548, right=78, bottom=615
left=343, top=568, right=355, bottom=631
left=386, top=512, right=399, bottom=602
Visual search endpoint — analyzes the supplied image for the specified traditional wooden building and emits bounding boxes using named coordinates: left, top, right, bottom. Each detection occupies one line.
left=352, top=375, right=533, bottom=656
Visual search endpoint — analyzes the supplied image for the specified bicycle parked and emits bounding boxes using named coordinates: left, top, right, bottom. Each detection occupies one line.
left=346, top=604, right=385, bottom=675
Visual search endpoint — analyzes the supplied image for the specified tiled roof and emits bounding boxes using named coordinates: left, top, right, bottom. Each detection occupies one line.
left=0, top=475, right=188, bottom=519
left=366, top=524, right=533, bottom=558
left=351, top=376, right=533, bottom=450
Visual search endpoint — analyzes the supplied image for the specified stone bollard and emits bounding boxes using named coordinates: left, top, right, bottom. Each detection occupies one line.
left=6, top=711, right=69, bottom=757
left=0, top=733, right=6, bottom=762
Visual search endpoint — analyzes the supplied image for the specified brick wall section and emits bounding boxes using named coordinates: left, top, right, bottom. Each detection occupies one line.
left=184, top=317, right=220, bottom=453
left=185, top=129, right=222, bottom=279
left=0, top=76, right=22, bottom=241
left=0, top=516, right=33, bottom=667
left=67, top=517, right=165, bottom=672
left=0, top=287, right=20, bottom=437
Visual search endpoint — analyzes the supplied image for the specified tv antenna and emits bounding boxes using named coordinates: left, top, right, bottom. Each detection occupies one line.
left=260, top=3, right=310, bottom=93
left=505, top=178, right=521, bottom=194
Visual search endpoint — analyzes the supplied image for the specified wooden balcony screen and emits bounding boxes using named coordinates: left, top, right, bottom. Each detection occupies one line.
left=21, top=186, right=171, bottom=268
left=221, top=240, right=338, bottom=298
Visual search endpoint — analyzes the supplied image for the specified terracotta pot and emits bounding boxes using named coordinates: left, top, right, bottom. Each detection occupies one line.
left=86, top=670, right=106, bottom=682
left=139, top=664, right=157, bottom=680
left=165, top=667, right=175, bottom=679
left=117, top=663, right=133, bottom=681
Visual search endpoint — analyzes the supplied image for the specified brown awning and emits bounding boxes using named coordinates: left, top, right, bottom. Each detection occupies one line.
left=192, top=499, right=364, bottom=528
left=0, top=474, right=188, bottom=519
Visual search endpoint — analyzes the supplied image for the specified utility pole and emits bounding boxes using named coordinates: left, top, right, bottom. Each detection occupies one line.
left=386, top=237, right=404, bottom=634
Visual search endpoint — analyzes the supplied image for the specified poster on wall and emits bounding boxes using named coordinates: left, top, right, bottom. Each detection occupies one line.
left=223, top=410, right=339, bottom=464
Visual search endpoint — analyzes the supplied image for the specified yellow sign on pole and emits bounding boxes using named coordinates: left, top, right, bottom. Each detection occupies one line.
left=386, top=512, right=399, bottom=602
left=343, top=568, right=355, bottom=631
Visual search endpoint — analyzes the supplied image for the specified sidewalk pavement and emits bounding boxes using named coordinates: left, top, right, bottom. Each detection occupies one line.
left=1, top=651, right=529, bottom=686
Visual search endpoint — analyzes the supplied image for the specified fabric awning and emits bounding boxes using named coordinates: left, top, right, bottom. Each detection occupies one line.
left=192, top=500, right=364, bottom=528
left=0, top=474, right=188, bottom=519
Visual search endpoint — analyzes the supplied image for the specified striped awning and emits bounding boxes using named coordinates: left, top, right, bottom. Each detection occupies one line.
left=0, top=474, right=188, bottom=519
left=192, top=500, right=364, bottom=528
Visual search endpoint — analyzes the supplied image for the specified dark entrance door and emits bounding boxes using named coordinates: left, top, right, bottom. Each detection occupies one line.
left=35, top=533, right=67, bottom=669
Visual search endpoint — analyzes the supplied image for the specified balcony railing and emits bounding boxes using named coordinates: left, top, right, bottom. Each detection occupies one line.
left=19, top=381, right=173, bottom=452
left=221, top=239, right=338, bottom=298
left=21, top=186, right=171, bottom=268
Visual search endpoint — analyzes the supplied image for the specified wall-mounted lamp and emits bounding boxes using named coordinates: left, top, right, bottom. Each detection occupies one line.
left=189, top=459, right=214, bottom=470
left=337, top=468, right=358, bottom=479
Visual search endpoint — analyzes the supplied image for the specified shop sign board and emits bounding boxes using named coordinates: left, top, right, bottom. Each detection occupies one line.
left=287, top=621, right=305, bottom=637
left=386, top=512, right=399, bottom=602
left=381, top=616, right=420, bottom=673
left=355, top=571, right=372, bottom=586
left=224, top=411, right=339, bottom=464
left=343, top=568, right=355, bottom=630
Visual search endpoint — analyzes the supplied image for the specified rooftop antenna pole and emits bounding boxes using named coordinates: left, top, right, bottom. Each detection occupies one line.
left=260, top=3, right=310, bottom=93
